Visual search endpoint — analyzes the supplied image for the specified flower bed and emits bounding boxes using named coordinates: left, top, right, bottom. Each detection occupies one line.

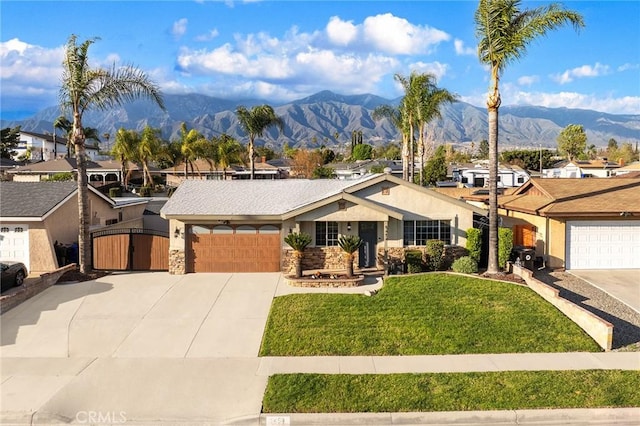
left=285, top=272, right=365, bottom=288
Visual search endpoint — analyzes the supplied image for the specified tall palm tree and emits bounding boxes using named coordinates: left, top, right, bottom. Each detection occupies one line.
left=475, top=0, right=583, bottom=274
left=394, top=73, right=422, bottom=182
left=138, top=125, right=163, bottom=187
left=53, top=116, right=73, bottom=158
left=112, top=128, right=139, bottom=187
left=59, top=34, right=164, bottom=273
left=372, top=103, right=410, bottom=180
left=415, top=74, right=457, bottom=185
left=235, top=105, right=284, bottom=179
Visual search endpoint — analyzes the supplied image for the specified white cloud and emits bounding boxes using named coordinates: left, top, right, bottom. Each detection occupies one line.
left=195, top=29, right=219, bottom=42
left=618, top=63, right=640, bottom=72
left=517, top=75, right=539, bottom=86
left=551, top=62, right=611, bottom=84
left=454, top=39, right=475, bottom=56
left=407, top=61, right=449, bottom=81
left=326, top=16, right=358, bottom=46
left=362, top=13, right=450, bottom=55
left=172, top=18, right=188, bottom=39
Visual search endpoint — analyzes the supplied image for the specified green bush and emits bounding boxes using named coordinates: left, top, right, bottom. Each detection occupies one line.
left=405, top=250, right=423, bottom=274
left=109, top=187, right=121, bottom=198
left=498, top=227, right=514, bottom=270
left=452, top=256, right=478, bottom=274
left=138, top=186, right=151, bottom=197
left=425, top=240, right=445, bottom=271
left=43, top=172, right=74, bottom=182
left=466, top=228, right=482, bottom=264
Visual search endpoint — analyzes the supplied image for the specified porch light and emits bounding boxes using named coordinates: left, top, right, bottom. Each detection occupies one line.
left=347, top=222, right=352, bottom=231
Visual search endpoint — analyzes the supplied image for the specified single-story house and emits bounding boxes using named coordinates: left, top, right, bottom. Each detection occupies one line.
left=163, top=158, right=287, bottom=187
left=498, top=177, right=640, bottom=270
left=0, top=181, right=148, bottom=273
left=160, top=173, right=487, bottom=274
left=542, top=159, right=621, bottom=179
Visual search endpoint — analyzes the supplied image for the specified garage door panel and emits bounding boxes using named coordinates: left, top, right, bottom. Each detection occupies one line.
left=567, top=221, right=640, bottom=270
left=188, top=225, right=281, bottom=273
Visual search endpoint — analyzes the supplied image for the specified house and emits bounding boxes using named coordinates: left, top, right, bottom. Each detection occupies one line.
left=542, top=159, right=621, bottom=178
left=8, top=158, right=141, bottom=188
left=498, top=177, right=640, bottom=270
left=15, top=130, right=99, bottom=162
left=163, top=158, right=287, bottom=187
left=613, top=161, right=640, bottom=177
left=449, top=163, right=530, bottom=188
left=329, top=160, right=403, bottom=180
left=160, top=173, right=487, bottom=274
left=0, top=181, right=148, bottom=273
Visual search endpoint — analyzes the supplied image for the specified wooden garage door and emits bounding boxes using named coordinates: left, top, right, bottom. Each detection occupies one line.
left=188, top=224, right=281, bottom=272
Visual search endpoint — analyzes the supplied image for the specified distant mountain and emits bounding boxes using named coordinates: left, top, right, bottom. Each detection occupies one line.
left=2, top=91, right=638, bottom=150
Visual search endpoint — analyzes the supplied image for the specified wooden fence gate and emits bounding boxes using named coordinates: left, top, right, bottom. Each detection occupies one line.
left=92, top=228, right=169, bottom=271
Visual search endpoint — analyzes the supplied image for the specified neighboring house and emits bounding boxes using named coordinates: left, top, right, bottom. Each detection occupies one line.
left=0, top=181, right=148, bottom=272
left=449, top=163, right=530, bottom=188
left=160, top=173, right=486, bottom=274
left=613, top=161, right=640, bottom=177
left=329, top=160, right=403, bottom=180
left=498, top=177, right=640, bottom=270
left=542, top=159, right=621, bottom=178
left=15, top=130, right=99, bottom=162
left=8, top=158, right=141, bottom=187
left=163, top=158, right=287, bottom=187
left=1, top=157, right=20, bottom=178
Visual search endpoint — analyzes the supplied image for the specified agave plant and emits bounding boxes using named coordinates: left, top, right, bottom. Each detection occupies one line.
left=338, top=235, right=363, bottom=278
left=284, top=232, right=312, bottom=278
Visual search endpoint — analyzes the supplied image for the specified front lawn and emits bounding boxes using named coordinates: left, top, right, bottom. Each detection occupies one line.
left=260, top=273, right=600, bottom=355
left=263, top=370, right=640, bottom=413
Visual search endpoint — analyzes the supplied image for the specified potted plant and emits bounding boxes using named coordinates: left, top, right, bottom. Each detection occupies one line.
left=338, top=235, right=363, bottom=278
left=284, top=232, right=312, bottom=278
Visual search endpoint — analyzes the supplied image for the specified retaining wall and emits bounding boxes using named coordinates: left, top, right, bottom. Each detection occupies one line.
left=512, top=264, right=613, bottom=351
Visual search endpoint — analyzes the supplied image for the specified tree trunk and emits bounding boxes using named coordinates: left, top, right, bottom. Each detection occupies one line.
left=409, top=123, right=415, bottom=183
left=345, top=253, right=354, bottom=278
left=486, top=77, right=501, bottom=274
left=74, top=115, right=91, bottom=274
left=418, top=125, right=425, bottom=185
left=249, top=137, right=255, bottom=180
left=293, top=251, right=303, bottom=278
left=402, top=134, right=410, bottom=181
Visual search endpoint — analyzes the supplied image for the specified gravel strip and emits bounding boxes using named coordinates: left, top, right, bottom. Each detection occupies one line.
left=534, top=269, right=640, bottom=351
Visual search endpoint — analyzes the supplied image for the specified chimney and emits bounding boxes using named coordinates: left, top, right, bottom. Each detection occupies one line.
left=261, top=156, right=266, bottom=163
left=619, top=158, right=625, bottom=166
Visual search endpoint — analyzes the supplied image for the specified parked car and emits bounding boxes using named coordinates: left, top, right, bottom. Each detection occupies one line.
left=1, top=261, right=27, bottom=292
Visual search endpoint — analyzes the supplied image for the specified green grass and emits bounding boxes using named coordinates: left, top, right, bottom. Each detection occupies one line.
left=260, top=273, right=601, bottom=355
left=263, top=370, right=640, bottom=413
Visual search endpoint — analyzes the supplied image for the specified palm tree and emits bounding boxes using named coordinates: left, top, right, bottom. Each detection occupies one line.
left=284, top=232, right=312, bottom=278
left=53, top=116, right=73, bottom=158
left=60, top=34, right=164, bottom=273
left=415, top=74, right=457, bottom=185
left=338, top=235, right=363, bottom=278
left=235, top=105, right=284, bottom=179
left=394, top=73, right=421, bottom=182
left=138, top=125, right=163, bottom=187
left=475, top=0, right=583, bottom=274
left=177, top=122, right=205, bottom=178
left=372, top=104, right=410, bottom=180
left=215, top=134, right=244, bottom=180
left=111, top=128, right=139, bottom=187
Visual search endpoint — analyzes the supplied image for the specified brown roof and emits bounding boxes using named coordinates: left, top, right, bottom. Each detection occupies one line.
left=499, top=177, right=640, bottom=217
left=10, top=158, right=139, bottom=173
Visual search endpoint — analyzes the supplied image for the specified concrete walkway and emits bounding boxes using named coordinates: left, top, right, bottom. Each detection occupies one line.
left=1, top=272, right=639, bottom=426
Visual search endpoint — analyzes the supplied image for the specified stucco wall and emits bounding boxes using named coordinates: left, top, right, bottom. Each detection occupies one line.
left=28, top=223, right=58, bottom=272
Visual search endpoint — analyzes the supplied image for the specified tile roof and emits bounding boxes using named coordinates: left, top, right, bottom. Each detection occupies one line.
left=499, top=177, right=640, bottom=216
left=0, top=181, right=78, bottom=217
left=161, top=175, right=380, bottom=217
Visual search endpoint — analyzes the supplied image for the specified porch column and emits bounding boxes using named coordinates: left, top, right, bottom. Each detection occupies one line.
left=383, top=220, right=389, bottom=272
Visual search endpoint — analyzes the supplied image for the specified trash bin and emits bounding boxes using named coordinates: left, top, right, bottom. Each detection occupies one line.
left=516, top=248, right=535, bottom=270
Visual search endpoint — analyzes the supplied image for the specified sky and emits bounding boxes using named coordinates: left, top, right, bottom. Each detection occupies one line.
left=1, top=0, right=639, bottom=120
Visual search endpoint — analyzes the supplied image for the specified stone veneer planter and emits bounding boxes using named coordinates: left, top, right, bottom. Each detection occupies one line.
left=285, top=274, right=365, bottom=288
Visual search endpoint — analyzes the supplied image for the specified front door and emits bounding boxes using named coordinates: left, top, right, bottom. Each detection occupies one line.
left=358, top=222, right=377, bottom=268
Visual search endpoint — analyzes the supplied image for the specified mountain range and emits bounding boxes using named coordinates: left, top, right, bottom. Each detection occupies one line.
left=3, top=90, right=639, bottom=150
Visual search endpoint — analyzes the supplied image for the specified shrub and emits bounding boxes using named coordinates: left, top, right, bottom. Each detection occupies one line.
left=425, top=240, right=445, bottom=271
left=109, top=187, right=121, bottom=198
left=498, top=227, right=514, bottom=270
left=466, top=228, right=482, bottom=264
left=138, top=186, right=151, bottom=197
left=43, top=172, right=74, bottom=182
left=405, top=250, right=423, bottom=274
left=452, top=256, right=478, bottom=274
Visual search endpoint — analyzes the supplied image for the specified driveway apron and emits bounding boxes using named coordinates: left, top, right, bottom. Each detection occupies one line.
left=569, top=270, right=640, bottom=314
left=1, top=272, right=282, bottom=425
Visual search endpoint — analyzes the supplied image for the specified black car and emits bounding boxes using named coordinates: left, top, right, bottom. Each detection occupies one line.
left=1, top=261, right=27, bottom=292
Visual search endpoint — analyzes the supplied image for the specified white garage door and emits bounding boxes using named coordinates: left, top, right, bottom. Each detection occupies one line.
left=566, top=221, right=640, bottom=270
left=0, top=224, right=30, bottom=272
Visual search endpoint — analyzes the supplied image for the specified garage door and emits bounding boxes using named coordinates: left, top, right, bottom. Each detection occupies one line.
left=566, top=221, right=640, bottom=269
left=0, top=224, right=30, bottom=272
left=188, top=224, right=281, bottom=273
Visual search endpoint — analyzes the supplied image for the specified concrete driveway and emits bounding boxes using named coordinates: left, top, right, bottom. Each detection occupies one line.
left=1, top=272, right=283, bottom=425
left=569, top=270, right=640, bottom=314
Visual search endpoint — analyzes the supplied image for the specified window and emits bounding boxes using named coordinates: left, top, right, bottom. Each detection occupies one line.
left=0, top=227, right=9, bottom=233
left=517, top=176, right=525, bottom=184
left=14, top=227, right=24, bottom=233
left=403, top=220, right=451, bottom=245
left=315, top=221, right=338, bottom=246
left=105, top=219, right=118, bottom=226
